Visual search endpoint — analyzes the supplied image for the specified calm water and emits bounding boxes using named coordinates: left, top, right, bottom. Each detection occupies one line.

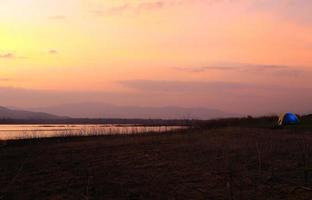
left=0, top=124, right=184, bottom=140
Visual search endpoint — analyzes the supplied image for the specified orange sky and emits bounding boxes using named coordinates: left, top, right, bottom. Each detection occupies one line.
left=0, top=0, right=312, bottom=115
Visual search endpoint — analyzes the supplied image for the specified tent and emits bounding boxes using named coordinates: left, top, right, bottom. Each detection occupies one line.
left=278, top=113, right=299, bottom=126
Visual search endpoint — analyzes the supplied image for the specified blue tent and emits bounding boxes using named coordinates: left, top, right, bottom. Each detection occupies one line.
left=278, top=113, right=299, bottom=126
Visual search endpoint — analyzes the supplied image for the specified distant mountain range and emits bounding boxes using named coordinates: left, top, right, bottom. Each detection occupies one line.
left=27, top=102, right=238, bottom=120
left=0, top=106, right=63, bottom=120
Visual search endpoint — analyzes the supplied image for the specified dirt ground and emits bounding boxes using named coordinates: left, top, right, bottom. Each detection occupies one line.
left=1, top=127, right=312, bottom=200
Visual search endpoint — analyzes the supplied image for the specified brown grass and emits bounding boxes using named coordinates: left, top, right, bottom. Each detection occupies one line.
left=0, top=125, right=312, bottom=199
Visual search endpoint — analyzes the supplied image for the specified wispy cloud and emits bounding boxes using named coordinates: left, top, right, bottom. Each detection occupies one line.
left=0, top=52, right=28, bottom=59
left=0, top=78, right=11, bottom=81
left=0, top=53, right=15, bottom=59
left=175, top=66, right=235, bottom=72
left=47, top=49, right=58, bottom=55
left=175, top=63, right=308, bottom=77
left=91, top=1, right=165, bottom=16
left=90, top=0, right=226, bottom=16
left=176, top=63, right=288, bottom=72
left=272, top=68, right=306, bottom=78
left=91, top=4, right=130, bottom=16
left=137, top=1, right=165, bottom=11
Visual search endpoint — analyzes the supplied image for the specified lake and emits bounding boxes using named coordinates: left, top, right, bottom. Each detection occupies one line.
left=0, top=124, right=185, bottom=140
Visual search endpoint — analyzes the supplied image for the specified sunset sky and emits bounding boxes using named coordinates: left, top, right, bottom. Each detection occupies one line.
left=0, top=0, right=312, bottom=115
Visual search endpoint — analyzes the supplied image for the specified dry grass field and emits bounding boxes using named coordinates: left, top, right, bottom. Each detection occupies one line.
left=1, top=116, right=312, bottom=200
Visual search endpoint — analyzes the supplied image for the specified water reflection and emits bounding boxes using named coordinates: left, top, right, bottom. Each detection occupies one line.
left=0, top=124, right=184, bottom=140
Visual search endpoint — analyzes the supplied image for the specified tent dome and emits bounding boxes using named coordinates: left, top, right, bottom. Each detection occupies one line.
left=278, top=112, right=299, bottom=126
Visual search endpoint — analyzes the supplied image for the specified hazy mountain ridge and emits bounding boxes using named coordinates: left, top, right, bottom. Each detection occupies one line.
left=0, top=106, right=64, bottom=120
left=29, top=102, right=238, bottom=120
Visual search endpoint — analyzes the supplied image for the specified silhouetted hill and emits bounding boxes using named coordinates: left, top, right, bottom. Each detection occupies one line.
left=0, top=106, right=64, bottom=120
left=29, top=102, right=239, bottom=120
